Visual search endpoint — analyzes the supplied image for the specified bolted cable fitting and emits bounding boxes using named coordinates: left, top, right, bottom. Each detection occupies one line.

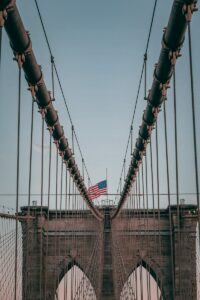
left=13, top=32, right=32, bottom=68
left=28, top=84, right=38, bottom=100
left=144, top=90, right=150, bottom=101
left=28, top=74, right=43, bottom=100
left=38, top=108, right=47, bottom=119
left=49, top=91, right=55, bottom=102
left=152, top=107, right=159, bottom=118
left=139, top=150, right=144, bottom=159
left=159, top=82, right=170, bottom=97
left=169, top=49, right=182, bottom=65
left=182, top=2, right=198, bottom=22
left=13, top=53, right=25, bottom=68
left=50, top=55, right=54, bottom=64
left=0, top=0, right=16, bottom=27
left=53, top=140, right=59, bottom=149
left=147, top=124, right=155, bottom=135
left=59, top=151, right=65, bottom=159
left=142, top=139, right=148, bottom=148
left=0, top=10, right=7, bottom=27
left=47, top=126, right=54, bottom=135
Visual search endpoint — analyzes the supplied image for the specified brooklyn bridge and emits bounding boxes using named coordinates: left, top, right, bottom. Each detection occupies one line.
left=0, top=0, right=200, bottom=299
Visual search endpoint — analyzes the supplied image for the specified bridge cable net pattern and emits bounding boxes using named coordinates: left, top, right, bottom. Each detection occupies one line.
left=0, top=214, right=22, bottom=300
left=0, top=0, right=200, bottom=299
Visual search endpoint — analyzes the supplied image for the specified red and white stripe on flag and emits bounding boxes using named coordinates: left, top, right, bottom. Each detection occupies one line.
left=88, top=180, right=107, bottom=200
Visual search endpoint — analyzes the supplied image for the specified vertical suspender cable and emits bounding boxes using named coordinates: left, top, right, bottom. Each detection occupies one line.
left=145, top=154, right=151, bottom=300
left=163, top=101, right=175, bottom=299
left=0, top=27, right=2, bottom=67
left=41, top=117, right=44, bottom=212
left=55, top=147, right=59, bottom=215
left=45, top=135, right=52, bottom=300
left=58, top=159, right=63, bottom=295
left=155, top=125, right=161, bottom=252
left=144, top=30, right=149, bottom=300
left=47, top=135, right=52, bottom=219
left=74, top=186, right=77, bottom=297
left=28, top=100, right=34, bottom=213
left=142, top=162, right=145, bottom=211
left=40, top=116, right=45, bottom=299
left=155, top=124, right=162, bottom=295
left=26, top=97, right=35, bottom=299
left=54, top=148, right=59, bottom=292
left=188, top=23, right=200, bottom=242
left=150, top=138, right=156, bottom=245
left=135, top=264, right=138, bottom=300
left=145, top=150, right=149, bottom=224
left=45, top=54, right=54, bottom=298
left=149, top=141, right=154, bottom=212
left=14, top=64, right=21, bottom=300
left=140, top=167, right=144, bottom=300
left=173, top=67, right=181, bottom=295
left=64, top=167, right=68, bottom=300
left=140, top=263, right=143, bottom=300
left=138, top=169, right=141, bottom=216
left=60, top=160, right=63, bottom=213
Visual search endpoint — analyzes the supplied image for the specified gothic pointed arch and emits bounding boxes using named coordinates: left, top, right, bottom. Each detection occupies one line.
left=120, top=258, right=166, bottom=300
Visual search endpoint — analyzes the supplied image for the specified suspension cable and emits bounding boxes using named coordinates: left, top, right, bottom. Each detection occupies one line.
left=41, top=117, right=44, bottom=212
left=163, top=101, right=175, bottom=298
left=44, top=135, right=52, bottom=300
left=54, top=147, right=59, bottom=294
left=188, top=22, right=200, bottom=241
left=39, top=116, right=45, bottom=299
left=25, top=92, right=35, bottom=299
left=0, top=27, right=2, bottom=66
left=14, top=62, right=21, bottom=300
left=27, top=100, right=34, bottom=214
left=173, top=67, right=182, bottom=296
left=155, top=122, right=163, bottom=296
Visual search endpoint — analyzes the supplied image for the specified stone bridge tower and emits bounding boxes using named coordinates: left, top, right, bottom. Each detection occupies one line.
left=20, top=205, right=198, bottom=300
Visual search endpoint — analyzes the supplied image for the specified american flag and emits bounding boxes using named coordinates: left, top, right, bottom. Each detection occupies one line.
left=88, top=180, right=107, bottom=200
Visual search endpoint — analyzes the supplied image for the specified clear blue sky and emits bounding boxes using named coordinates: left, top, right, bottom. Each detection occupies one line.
left=0, top=0, right=200, bottom=210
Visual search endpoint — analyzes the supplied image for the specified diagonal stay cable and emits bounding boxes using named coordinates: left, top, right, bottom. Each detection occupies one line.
left=34, top=0, right=92, bottom=184
left=116, top=0, right=158, bottom=196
